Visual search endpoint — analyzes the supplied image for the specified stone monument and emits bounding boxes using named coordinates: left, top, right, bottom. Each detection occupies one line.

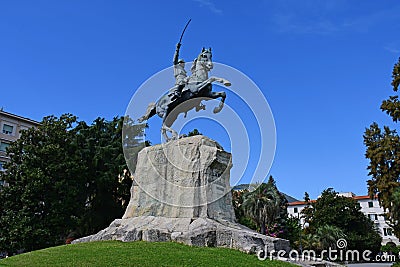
left=73, top=25, right=289, bottom=254
left=73, top=135, right=290, bottom=254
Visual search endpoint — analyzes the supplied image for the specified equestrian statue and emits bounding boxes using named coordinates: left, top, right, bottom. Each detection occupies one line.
left=138, top=20, right=231, bottom=141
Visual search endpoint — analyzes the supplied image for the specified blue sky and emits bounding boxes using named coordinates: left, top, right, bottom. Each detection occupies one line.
left=1, top=1, right=399, bottom=200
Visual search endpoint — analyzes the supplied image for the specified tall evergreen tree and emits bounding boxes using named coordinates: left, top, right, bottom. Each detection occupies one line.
left=364, top=57, right=400, bottom=238
left=72, top=117, right=135, bottom=235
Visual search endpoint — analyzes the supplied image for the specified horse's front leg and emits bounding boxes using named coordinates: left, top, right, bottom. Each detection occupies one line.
left=211, top=91, right=226, bottom=113
left=209, top=76, right=231, bottom=87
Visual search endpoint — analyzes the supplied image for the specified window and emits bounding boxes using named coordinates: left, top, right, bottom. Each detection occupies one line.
left=368, top=201, right=374, bottom=208
left=387, top=228, right=392, bottom=235
left=294, top=207, right=298, bottom=213
left=0, top=142, right=10, bottom=152
left=369, top=214, right=378, bottom=221
left=2, top=124, right=14, bottom=135
left=383, top=228, right=393, bottom=236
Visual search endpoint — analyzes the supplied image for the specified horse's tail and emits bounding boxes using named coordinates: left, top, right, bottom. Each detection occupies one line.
left=138, top=102, right=156, bottom=122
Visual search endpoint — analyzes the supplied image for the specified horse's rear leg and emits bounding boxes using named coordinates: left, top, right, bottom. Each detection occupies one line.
left=161, top=115, right=178, bottom=141
left=161, top=124, right=178, bottom=141
left=212, top=91, right=226, bottom=113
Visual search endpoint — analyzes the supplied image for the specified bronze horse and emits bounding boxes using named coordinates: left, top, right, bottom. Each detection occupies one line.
left=138, top=48, right=231, bottom=141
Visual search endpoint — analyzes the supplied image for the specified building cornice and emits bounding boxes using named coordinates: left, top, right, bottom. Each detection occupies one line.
left=0, top=110, right=40, bottom=125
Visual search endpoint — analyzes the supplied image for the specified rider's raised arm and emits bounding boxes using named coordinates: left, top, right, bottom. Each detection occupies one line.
left=173, top=43, right=181, bottom=65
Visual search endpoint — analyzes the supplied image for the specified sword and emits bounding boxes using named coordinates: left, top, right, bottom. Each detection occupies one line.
left=178, top=19, right=191, bottom=45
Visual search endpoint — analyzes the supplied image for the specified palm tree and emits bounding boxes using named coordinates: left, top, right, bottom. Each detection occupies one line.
left=315, top=224, right=346, bottom=250
left=299, top=233, right=321, bottom=251
left=297, top=225, right=346, bottom=255
left=241, top=176, right=286, bottom=235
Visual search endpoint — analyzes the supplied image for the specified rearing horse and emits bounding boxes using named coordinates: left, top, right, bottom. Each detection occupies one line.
left=138, top=47, right=231, bottom=141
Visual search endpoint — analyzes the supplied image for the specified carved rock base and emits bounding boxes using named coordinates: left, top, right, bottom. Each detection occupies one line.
left=72, top=136, right=290, bottom=254
left=72, top=216, right=290, bottom=254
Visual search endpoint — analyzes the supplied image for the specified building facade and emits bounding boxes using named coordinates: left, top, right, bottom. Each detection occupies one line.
left=287, top=192, right=400, bottom=246
left=0, top=109, right=40, bottom=184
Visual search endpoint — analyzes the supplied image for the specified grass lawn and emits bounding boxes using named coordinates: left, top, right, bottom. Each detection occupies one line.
left=0, top=241, right=296, bottom=267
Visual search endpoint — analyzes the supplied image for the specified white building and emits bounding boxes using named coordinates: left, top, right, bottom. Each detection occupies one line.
left=287, top=192, right=400, bottom=246
left=0, top=109, right=39, bottom=186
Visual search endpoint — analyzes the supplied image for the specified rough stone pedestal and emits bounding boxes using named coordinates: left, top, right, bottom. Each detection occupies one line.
left=73, top=136, right=290, bottom=254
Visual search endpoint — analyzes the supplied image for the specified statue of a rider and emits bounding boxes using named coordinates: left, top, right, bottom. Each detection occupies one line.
left=137, top=19, right=230, bottom=141
left=170, top=43, right=188, bottom=101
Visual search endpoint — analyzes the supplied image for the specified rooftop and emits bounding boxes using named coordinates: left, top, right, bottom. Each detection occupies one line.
left=0, top=109, right=40, bottom=125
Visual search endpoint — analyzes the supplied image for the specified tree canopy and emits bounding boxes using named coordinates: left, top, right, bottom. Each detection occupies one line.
left=238, top=176, right=288, bottom=237
left=301, top=188, right=382, bottom=254
left=187, top=129, right=202, bottom=136
left=0, top=114, right=144, bottom=254
left=364, top=57, right=400, bottom=238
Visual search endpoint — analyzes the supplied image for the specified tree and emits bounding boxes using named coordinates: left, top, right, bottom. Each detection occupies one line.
left=187, top=129, right=202, bottom=136
left=0, top=114, right=140, bottom=254
left=314, top=225, right=345, bottom=250
left=304, top=192, right=310, bottom=202
left=301, top=188, right=381, bottom=254
left=283, top=216, right=301, bottom=247
left=0, top=114, right=86, bottom=253
left=231, top=189, right=256, bottom=230
left=241, top=176, right=288, bottom=236
left=364, top=57, right=400, bottom=238
left=72, top=117, right=134, bottom=235
left=122, top=116, right=147, bottom=174
left=298, top=226, right=345, bottom=253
